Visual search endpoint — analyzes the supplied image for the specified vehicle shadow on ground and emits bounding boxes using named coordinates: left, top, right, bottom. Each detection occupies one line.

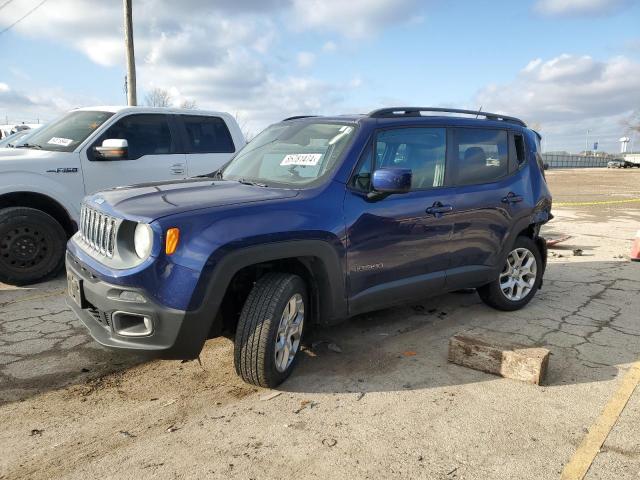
left=281, top=259, right=640, bottom=395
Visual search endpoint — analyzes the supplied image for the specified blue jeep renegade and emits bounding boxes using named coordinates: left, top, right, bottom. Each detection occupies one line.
left=66, top=107, right=552, bottom=387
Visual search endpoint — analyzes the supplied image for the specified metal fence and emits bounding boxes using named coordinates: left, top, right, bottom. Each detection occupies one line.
left=542, top=153, right=610, bottom=169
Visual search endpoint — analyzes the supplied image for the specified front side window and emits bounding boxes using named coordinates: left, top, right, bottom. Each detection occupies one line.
left=97, top=114, right=174, bottom=160
left=351, top=145, right=373, bottom=191
left=222, top=122, right=357, bottom=188
left=453, top=128, right=508, bottom=185
left=375, top=128, right=446, bottom=190
left=15, top=111, right=113, bottom=152
left=182, top=115, right=235, bottom=153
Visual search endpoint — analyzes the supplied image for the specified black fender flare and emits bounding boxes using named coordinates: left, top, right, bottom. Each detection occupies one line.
left=498, top=215, right=548, bottom=283
left=170, top=240, right=347, bottom=358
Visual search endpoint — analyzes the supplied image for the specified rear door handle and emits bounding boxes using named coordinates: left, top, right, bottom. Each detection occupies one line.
left=426, top=202, right=453, bottom=216
left=170, top=163, right=186, bottom=175
left=502, top=192, right=523, bottom=204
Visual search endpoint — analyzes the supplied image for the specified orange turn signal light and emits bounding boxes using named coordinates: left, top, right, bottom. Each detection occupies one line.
left=165, top=228, right=180, bottom=255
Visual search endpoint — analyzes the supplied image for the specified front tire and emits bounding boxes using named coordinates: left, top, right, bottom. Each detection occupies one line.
left=234, top=272, right=307, bottom=387
left=0, top=207, right=67, bottom=285
left=477, top=236, right=543, bottom=311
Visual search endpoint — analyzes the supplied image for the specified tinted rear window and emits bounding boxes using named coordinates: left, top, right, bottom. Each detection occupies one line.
left=182, top=115, right=235, bottom=154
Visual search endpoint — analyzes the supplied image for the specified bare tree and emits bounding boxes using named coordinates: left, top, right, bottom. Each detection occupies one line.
left=145, top=88, right=172, bottom=107
left=234, top=111, right=255, bottom=141
left=623, top=111, right=640, bottom=134
left=179, top=99, right=198, bottom=109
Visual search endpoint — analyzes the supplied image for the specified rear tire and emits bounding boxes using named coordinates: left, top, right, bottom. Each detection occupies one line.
left=234, top=272, right=307, bottom=388
left=0, top=207, right=67, bottom=285
left=477, top=236, right=542, bottom=311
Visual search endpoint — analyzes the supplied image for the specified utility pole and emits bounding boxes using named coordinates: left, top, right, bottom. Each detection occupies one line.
left=123, top=0, right=137, bottom=106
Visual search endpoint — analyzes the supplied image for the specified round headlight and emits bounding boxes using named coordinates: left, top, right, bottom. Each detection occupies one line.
left=133, top=223, right=153, bottom=259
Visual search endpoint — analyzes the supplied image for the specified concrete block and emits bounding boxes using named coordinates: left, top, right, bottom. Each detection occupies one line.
left=448, top=333, right=550, bottom=385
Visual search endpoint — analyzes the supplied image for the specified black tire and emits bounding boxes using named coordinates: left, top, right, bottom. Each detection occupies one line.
left=234, top=272, right=308, bottom=387
left=0, top=207, right=67, bottom=285
left=477, top=236, right=543, bottom=311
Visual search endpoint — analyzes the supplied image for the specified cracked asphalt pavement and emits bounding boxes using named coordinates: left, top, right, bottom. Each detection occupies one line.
left=1, top=168, right=639, bottom=479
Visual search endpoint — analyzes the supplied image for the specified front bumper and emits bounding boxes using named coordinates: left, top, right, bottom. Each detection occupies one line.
left=66, top=252, right=209, bottom=358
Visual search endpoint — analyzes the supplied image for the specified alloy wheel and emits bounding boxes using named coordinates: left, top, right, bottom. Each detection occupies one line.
left=274, top=293, right=304, bottom=373
left=499, top=247, right=537, bottom=301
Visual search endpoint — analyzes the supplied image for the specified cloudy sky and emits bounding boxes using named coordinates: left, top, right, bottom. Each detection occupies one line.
left=0, top=0, right=639, bottom=152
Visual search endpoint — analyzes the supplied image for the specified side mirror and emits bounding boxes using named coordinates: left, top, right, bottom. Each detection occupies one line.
left=370, top=168, right=412, bottom=198
left=543, top=163, right=549, bottom=170
left=94, top=139, right=128, bottom=160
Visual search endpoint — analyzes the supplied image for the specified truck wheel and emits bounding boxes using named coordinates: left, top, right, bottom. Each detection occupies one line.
left=0, top=207, right=67, bottom=285
left=477, top=236, right=543, bottom=311
left=234, top=272, right=307, bottom=387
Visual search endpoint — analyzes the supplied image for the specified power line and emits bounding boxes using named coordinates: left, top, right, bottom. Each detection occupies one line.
left=0, top=0, right=15, bottom=11
left=0, top=0, right=48, bottom=36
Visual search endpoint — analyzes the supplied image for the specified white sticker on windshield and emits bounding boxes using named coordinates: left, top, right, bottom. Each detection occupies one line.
left=280, top=153, right=322, bottom=166
left=47, top=137, right=73, bottom=147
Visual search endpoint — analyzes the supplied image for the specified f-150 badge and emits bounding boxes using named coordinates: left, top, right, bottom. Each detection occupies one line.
left=46, top=167, right=78, bottom=173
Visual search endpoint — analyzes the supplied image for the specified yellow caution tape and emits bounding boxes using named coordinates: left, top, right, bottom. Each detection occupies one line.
left=555, top=198, right=640, bottom=207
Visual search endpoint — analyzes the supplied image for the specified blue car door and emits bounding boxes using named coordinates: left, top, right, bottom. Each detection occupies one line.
left=445, top=127, right=530, bottom=289
left=344, top=126, right=456, bottom=315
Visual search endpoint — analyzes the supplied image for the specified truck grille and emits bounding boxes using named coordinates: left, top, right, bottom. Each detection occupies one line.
left=79, top=204, right=118, bottom=258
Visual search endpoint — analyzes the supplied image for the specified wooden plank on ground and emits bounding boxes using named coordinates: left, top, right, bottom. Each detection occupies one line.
left=448, top=334, right=550, bottom=385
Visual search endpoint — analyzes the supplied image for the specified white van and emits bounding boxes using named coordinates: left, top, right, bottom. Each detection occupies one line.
left=0, top=106, right=245, bottom=285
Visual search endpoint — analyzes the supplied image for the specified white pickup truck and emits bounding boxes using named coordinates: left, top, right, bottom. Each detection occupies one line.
left=0, top=106, right=245, bottom=285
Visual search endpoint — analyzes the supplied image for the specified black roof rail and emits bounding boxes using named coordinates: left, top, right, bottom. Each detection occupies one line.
left=282, top=115, right=318, bottom=121
left=368, top=107, right=527, bottom=127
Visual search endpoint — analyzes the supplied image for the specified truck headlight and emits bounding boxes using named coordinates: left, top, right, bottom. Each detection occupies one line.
left=133, top=223, right=153, bottom=259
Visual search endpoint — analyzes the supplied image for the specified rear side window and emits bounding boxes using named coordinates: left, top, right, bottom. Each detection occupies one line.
left=453, top=128, right=508, bottom=185
left=514, top=134, right=526, bottom=165
left=98, top=114, right=174, bottom=160
left=375, top=127, right=446, bottom=190
left=182, top=115, right=235, bottom=154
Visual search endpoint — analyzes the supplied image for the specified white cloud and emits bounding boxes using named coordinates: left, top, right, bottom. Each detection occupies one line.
left=322, top=41, right=337, bottom=53
left=290, top=0, right=422, bottom=38
left=0, top=0, right=429, bottom=132
left=0, top=82, right=103, bottom=124
left=8, top=67, right=31, bottom=82
left=474, top=54, right=640, bottom=152
left=0, top=0, right=377, bottom=131
left=534, top=0, right=631, bottom=16
left=296, top=51, right=316, bottom=68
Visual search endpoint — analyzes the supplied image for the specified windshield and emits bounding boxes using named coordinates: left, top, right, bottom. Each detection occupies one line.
left=15, top=111, right=114, bottom=152
left=222, top=121, right=357, bottom=188
left=0, top=129, right=32, bottom=148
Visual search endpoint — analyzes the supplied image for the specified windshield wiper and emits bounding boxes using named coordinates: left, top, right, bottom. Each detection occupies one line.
left=15, top=143, right=43, bottom=150
left=238, top=178, right=268, bottom=187
left=197, top=168, right=224, bottom=179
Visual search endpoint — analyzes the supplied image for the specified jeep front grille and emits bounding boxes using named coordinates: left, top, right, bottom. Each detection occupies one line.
left=79, top=204, right=117, bottom=258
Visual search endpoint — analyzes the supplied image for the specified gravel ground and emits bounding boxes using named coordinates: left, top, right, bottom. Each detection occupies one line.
left=0, top=168, right=639, bottom=480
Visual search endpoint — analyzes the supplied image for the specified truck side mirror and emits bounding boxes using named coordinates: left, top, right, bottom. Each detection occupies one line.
left=94, top=139, right=128, bottom=160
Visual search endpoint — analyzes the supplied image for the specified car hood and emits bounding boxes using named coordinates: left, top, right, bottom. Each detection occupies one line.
left=0, top=147, right=63, bottom=161
left=86, top=178, right=300, bottom=222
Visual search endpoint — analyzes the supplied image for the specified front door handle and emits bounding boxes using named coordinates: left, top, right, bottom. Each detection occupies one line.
left=170, top=163, right=186, bottom=175
left=502, top=192, right=523, bottom=204
left=426, top=202, right=453, bottom=216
